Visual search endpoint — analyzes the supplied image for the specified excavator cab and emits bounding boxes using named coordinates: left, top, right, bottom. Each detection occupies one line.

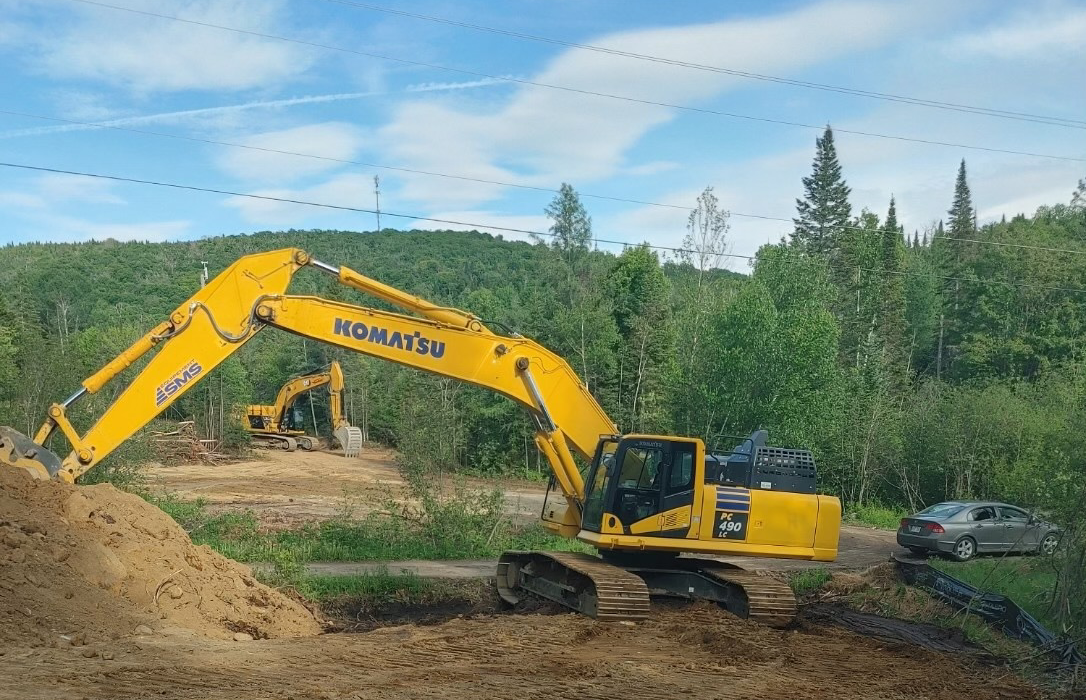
left=581, top=436, right=699, bottom=538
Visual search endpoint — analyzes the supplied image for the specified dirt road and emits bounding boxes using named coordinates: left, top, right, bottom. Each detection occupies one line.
left=147, top=447, right=546, bottom=528
left=0, top=604, right=1039, bottom=700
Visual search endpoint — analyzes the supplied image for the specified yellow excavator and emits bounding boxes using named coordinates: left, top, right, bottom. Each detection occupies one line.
left=0, top=248, right=840, bottom=625
left=243, top=361, right=364, bottom=456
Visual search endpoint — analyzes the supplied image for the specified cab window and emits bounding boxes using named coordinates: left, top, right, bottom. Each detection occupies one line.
left=619, top=446, right=665, bottom=490
left=968, top=506, right=996, bottom=522
left=667, top=444, right=695, bottom=493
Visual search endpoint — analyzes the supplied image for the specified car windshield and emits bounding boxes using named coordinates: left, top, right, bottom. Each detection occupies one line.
left=916, top=503, right=965, bottom=519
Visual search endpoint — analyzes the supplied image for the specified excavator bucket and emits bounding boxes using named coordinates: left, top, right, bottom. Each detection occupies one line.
left=0, top=426, right=63, bottom=481
left=333, top=426, right=364, bottom=458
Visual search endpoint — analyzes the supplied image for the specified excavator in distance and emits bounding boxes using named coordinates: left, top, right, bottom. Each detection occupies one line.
left=243, top=361, right=364, bottom=456
left=0, top=248, right=840, bottom=626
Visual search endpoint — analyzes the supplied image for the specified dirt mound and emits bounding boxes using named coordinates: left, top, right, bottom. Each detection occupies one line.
left=0, top=467, right=320, bottom=647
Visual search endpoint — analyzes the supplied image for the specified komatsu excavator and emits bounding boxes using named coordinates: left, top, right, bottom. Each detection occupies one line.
left=243, top=361, right=364, bottom=456
left=0, top=248, right=840, bottom=626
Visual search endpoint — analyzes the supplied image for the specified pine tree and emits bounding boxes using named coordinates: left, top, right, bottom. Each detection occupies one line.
left=911, top=231, right=920, bottom=248
left=947, top=160, right=975, bottom=239
left=879, top=197, right=907, bottom=368
left=792, top=126, right=852, bottom=257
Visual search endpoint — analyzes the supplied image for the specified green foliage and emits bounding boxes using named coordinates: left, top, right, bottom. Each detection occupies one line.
left=931, top=557, right=1060, bottom=632
left=844, top=502, right=906, bottom=530
left=789, top=567, right=831, bottom=596
left=293, top=570, right=432, bottom=603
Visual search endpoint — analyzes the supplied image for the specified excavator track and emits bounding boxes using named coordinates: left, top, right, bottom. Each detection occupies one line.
left=698, top=566, right=798, bottom=628
left=496, top=552, right=797, bottom=627
left=497, top=552, right=650, bottom=621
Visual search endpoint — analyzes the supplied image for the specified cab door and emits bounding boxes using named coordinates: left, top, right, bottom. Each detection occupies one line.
left=655, top=441, right=697, bottom=537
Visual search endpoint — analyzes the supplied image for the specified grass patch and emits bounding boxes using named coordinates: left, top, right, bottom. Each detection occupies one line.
left=145, top=493, right=594, bottom=563
left=843, top=502, right=906, bottom=530
left=790, top=567, right=831, bottom=596
left=845, top=577, right=1035, bottom=660
left=931, top=556, right=1059, bottom=632
left=294, top=570, right=435, bottom=603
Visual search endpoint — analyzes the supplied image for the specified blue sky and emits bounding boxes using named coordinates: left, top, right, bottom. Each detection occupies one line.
left=1, top=0, right=1084, bottom=266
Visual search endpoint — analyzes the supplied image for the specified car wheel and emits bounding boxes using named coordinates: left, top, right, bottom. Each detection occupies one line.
left=908, top=547, right=928, bottom=556
left=951, top=536, right=977, bottom=562
left=1040, top=533, right=1059, bottom=555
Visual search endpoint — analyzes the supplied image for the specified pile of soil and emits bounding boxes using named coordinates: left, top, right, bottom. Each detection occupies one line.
left=0, top=467, right=320, bottom=647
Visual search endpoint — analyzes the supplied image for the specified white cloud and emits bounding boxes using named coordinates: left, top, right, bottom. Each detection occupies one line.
left=44, top=216, right=190, bottom=243
left=0, top=173, right=125, bottom=211
left=29, top=0, right=313, bottom=92
left=223, top=172, right=378, bottom=225
left=955, top=7, right=1086, bottom=57
left=377, top=0, right=940, bottom=210
left=36, top=174, right=125, bottom=204
left=215, top=122, right=367, bottom=183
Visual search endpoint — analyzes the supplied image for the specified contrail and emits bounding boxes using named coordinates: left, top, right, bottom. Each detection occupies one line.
left=0, top=78, right=503, bottom=139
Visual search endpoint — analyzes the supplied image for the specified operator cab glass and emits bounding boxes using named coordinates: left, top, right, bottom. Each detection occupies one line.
left=581, top=437, right=697, bottom=535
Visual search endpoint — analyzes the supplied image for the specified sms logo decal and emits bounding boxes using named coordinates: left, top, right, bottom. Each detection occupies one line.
left=155, top=360, right=204, bottom=406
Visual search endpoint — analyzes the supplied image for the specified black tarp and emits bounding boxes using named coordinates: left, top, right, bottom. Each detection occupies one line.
left=895, top=555, right=1082, bottom=666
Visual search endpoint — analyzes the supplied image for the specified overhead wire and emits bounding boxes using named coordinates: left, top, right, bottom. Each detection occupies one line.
left=5, top=108, right=1086, bottom=259
left=318, top=0, right=1086, bottom=130
left=2, top=160, right=1084, bottom=296
left=60, top=0, right=1086, bottom=163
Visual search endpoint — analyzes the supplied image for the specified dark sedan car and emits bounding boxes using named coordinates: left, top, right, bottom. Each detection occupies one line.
left=896, top=501, right=1061, bottom=561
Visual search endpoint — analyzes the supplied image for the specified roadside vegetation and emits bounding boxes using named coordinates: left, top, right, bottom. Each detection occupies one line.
left=843, top=502, right=906, bottom=530
left=148, top=492, right=591, bottom=563
left=932, top=556, right=1062, bottom=632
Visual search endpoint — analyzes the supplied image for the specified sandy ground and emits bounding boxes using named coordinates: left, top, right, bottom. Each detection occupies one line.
left=147, top=446, right=547, bottom=528
left=1, top=450, right=1049, bottom=700
left=0, top=604, right=1041, bottom=700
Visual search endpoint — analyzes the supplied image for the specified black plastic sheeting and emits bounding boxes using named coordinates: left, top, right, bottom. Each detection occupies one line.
left=895, top=555, right=1083, bottom=666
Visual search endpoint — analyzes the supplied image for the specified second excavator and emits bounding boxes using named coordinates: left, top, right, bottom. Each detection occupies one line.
left=243, top=361, right=364, bottom=456
left=0, top=248, right=840, bottom=626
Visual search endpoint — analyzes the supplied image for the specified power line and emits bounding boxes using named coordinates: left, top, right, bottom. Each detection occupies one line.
left=319, top=0, right=1086, bottom=130
left=2, top=159, right=1084, bottom=296
left=62, top=0, right=1086, bottom=164
left=6, top=108, right=1086, bottom=259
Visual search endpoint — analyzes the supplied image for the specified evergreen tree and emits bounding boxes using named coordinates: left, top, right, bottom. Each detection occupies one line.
left=792, top=126, right=852, bottom=257
left=543, top=183, right=592, bottom=265
left=879, top=197, right=907, bottom=370
left=912, top=231, right=920, bottom=248
left=947, top=160, right=975, bottom=239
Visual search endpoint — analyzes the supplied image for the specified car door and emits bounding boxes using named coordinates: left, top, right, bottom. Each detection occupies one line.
left=997, top=506, right=1031, bottom=552
left=966, top=506, right=1001, bottom=552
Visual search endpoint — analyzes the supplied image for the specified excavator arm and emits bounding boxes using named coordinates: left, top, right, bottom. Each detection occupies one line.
left=0, top=249, right=616, bottom=513
left=328, top=361, right=348, bottom=430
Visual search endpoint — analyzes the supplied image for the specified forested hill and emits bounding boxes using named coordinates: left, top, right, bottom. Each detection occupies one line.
left=0, top=228, right=625, bottom=330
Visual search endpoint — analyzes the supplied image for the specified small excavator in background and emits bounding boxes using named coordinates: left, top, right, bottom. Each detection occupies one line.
left=0, top=248, right=840, bottom=626
left=243, top=361, right=363, bottom=457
